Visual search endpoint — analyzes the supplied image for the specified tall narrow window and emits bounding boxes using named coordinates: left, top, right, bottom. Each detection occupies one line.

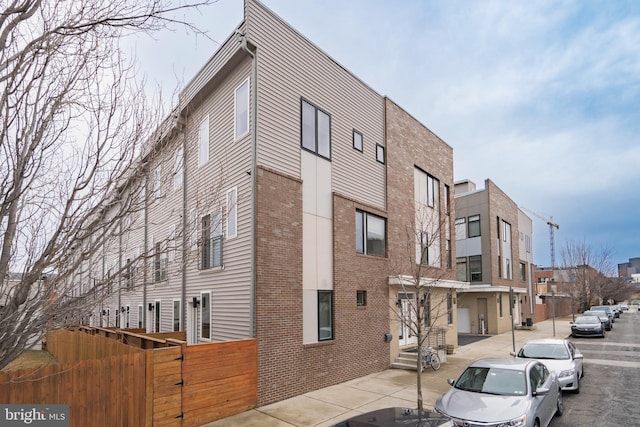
left=427, top=175, right=436, bottom=207
left=445, top=239, right=452, bottom=269
left=301, top=99, right=331, bottom=160
left=235, top=78, right=249, bottom=139
left=198, top=116, right=209, bottom=167
left=418, top=231, right=429, bottom=265
left=154, top=301, right=160, bottom=332
left=201, top=213, right=222, bottom=269
left=520, top=262, right=526, bottom=281
left=355, top=210, right=386, bottom=257
left=173, top=300, right=181, bottom=332
left=201, top=292, right=211, bottom=340
left=499, top=294, right=503, bottom=317
left=154, top=242, right=167, bottom=281
left=447, top=292, right=453, bottom=325
left=138, top=305, right=143, bottom=328
left=444, top=184, right=450, bottom=215
left=318, top=290, right=333, bottom=341
left=226, top=187, right=237, bottom=239
left=173, top=146, right=183, bottom=190
left=356, top=290, right=367, bottom=307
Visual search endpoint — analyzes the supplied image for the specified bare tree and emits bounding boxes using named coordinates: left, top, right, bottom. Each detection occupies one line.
left=389, top=202, right=455, bottom=411
left=0, top=0, right=216, bottom=370
left=560, top=239, right=615, bottom=312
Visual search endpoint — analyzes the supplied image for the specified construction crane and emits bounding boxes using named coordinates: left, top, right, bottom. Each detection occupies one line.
left=520, top=207, right=560, bottom=271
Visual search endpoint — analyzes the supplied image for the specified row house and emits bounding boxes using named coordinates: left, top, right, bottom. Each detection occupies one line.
left=453, top=179, right=535, bottom=335
left=78, top=0, right=467, bottom=406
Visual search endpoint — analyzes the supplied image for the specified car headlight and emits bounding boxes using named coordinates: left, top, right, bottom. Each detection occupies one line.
left=559, top=368, right=576, bottom=378
left=497, top=414, right=526, bottom=427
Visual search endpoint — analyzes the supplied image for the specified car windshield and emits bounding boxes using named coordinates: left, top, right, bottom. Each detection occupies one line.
left=455, top=367, right=526, bottom=396
left=574, top=316, right=600, bottom=324
left=518, top=343, right=569, bottom=360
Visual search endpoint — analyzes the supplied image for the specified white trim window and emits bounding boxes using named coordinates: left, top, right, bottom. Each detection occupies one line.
left=173, top=146, right=183, bottom=190
left=200, top=291, right=211, bottom=340
left=234, top=78, right=250, bottom=140
left=198, top=115, right=209, bottom=167
left=226, top=187, right=237, bottom=239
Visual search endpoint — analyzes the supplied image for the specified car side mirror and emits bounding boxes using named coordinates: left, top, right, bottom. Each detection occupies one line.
left=574, top=354, right=583, bottom=360
left=533, top=386, right=550, bottom=396
left=447, top=378, right=455, bottom=386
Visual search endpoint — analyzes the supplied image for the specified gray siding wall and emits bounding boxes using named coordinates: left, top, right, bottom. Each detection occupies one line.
left=247, top=0, right=386, bottom=210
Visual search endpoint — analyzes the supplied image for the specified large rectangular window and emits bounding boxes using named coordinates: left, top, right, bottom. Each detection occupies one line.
left=468, top=215, right=480, bottom=237
left=173, top=300, right=181, bottom=332
left=235, top=78, right=249, bottom=139
left=469, top=255, right=482, bottom=281
left=455, top=217, right=466, bottom=240
left=226, top=188, right=237, bottom=239
left=198, top=116, right=209, bottom=167
left=355, top=210, right=386, bottom=257
left=201, top=213, right=222, bottom=269
left=318, top=290, right=333, bottom=341
left=301, top=99, right=331, bottom=160
left=201, top=292, right=211, bottom=340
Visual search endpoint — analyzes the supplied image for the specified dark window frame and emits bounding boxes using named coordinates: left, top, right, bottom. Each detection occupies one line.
left=356, top=290, right=367, bottom=307
left=469, top=255, right=482, bottom=281
left=468, top=214, right=481, bottom=238
left=355, top=209, right=387, bottom=257
left=301, top=98, right=331, bottom=160
left=318, top=290, right=334, bottom=341
left=376, top=144, right=385, bottom=164
left=353, top=129, right=363, bottom=152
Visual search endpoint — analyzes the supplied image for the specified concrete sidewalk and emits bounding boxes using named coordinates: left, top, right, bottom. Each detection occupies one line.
left=203, top=316, right=574, bottom=427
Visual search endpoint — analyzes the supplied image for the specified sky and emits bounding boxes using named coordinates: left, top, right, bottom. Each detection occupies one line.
left=130, top=0, right=640, bottom=271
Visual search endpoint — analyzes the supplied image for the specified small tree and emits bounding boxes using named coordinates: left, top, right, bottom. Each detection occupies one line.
left=389, top=203, right=453, bottom=411
left=0, top=0, right=215, bottom=370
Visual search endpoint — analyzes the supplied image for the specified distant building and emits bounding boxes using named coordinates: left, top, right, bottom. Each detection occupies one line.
left=618, top=257, right=640, bottom=283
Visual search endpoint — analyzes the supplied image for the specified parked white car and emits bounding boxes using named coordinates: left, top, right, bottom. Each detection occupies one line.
left=512, top=338, right=584, bottom=393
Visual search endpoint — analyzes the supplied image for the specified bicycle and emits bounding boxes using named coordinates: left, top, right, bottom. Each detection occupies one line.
left=422, top=346, right=441, bottom=371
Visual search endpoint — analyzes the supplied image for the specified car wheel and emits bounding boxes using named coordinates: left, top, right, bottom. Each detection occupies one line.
left=556, top=390, right=564, bottom=416
left=534, top=420, right=540, bottom=427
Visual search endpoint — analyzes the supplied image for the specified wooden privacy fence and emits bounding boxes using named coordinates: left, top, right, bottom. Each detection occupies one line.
left=0, top=328, right=258, bottom=427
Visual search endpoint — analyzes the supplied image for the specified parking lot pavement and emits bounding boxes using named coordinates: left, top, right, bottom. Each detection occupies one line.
left=202, top=316, right=574, bottom=427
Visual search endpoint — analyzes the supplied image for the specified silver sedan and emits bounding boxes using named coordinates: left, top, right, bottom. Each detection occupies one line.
left=435, top=358, right=563, bottom=427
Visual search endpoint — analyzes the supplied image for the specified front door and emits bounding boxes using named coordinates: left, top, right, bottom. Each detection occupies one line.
left=398, top=292, right=417, bottom=347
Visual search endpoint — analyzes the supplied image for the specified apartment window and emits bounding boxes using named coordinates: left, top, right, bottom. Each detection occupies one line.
left=355, top=210, right=386, bottom=257
left=154, top=301, right=160, bottom=332
left=153, top=166, right=161, bottom=199
left=318, top=290, right=333, bottom=341
left=201, top=213, right=222, bottom=269
left=469, top=255, right=482, bottom=281
left=173, top=300, right=181, bottom=332
left=445, top=239, right=452, bottom=269
left=376, top=144, right=385, bottom=164
left=226, top=187, right=237, bottom=239
left=353, top=130, right=363, bottom=152
left=468, top=215, right=480, bottom=238
left=525, top=235, right=531, bottom=253
left=520, top=262, right=526, bottom=281
left=455, top=217, right=466, bottom=240
left=426, top=175, right=437, bottom=207
left=154, top=242, right=167, bottom=282
left=456, top=257, right=467, bottom=281
left=173, top=146, right=183, bottom=190
left=499, top=294, right=503, bottom=317
left=301, top=99, right=331, bottom=160
left=447, top=291, right=453, bottom=325
left=198, top=115, right=209, bottom=167
left=235, top=78, right=250, bottom=139
left=201, top=292, right=211, bottom=340
left=138, top=305, right=143, bottom=328
left=356, top=290, right=367, bottom=307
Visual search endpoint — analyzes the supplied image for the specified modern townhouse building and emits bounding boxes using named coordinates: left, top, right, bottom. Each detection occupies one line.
left=453, top=179, right=535, bottom=335
left=80, top=0, right=467, bottom=406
